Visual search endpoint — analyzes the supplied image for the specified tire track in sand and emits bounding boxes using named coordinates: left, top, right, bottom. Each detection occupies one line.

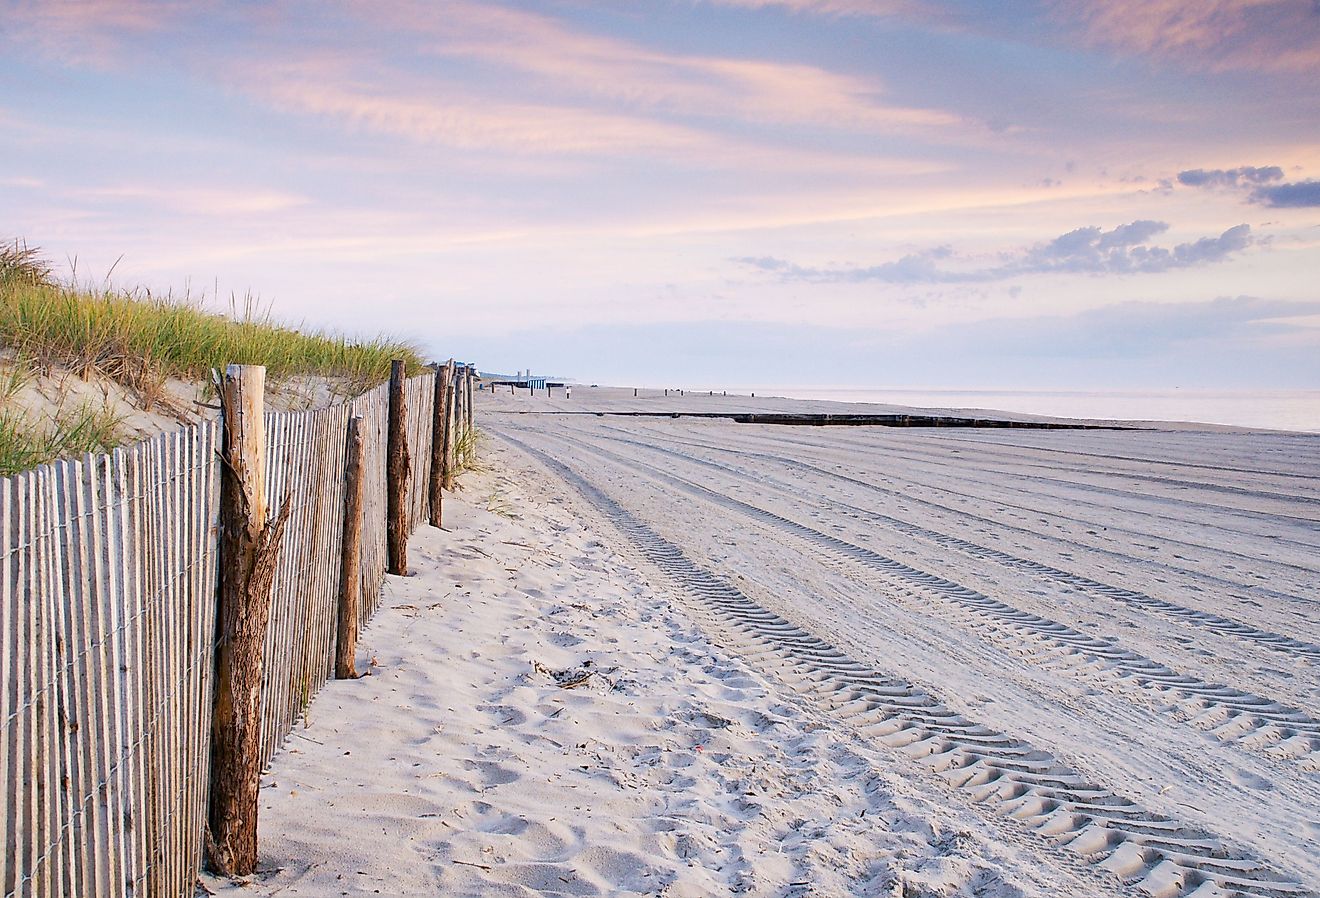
left=549, top=429, right=1320, bottom=766
left=502, top=433, right=1313, bottom=898
left=592, top=422, right=1315, bottom=610
left=593, top=428, right=1320, bottom=665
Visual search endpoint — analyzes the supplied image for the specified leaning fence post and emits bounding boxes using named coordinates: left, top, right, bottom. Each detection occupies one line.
left=335, top=415, right=365, bottom=678
left=429, top=365, right=451, bottom=528
left=386, top=360, right=410, bottom=576
left=208, top=364, right=289, bottom=876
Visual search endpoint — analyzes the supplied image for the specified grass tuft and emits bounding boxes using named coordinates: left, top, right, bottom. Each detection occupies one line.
left=454, top=426, right=483, bottom=475
left=0, top=402, right=124, bottom=477
left=0, top=239, right=56, bottom=288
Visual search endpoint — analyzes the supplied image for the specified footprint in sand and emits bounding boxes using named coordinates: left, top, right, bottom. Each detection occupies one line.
left=461, top=758, right=521, bottom=787
left=1228, top=768, right=1274, bottom=791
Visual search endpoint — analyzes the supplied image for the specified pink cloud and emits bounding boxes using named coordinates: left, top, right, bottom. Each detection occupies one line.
left=259, top=80, right=713, bottom=156
left=244, top=63, right=959, bottom=178
left=700, top=0, right=921, bottom=15
left=1053, top=0, right=1320, bottom=73
left=0, top=0, right=196, bottom=66
left=356, top=0, right=963, bottom=134
left=84, top=184, right=310, bottom=215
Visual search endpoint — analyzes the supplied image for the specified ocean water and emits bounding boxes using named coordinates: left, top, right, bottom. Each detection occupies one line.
left=757, top=388, right=1320, bottom=434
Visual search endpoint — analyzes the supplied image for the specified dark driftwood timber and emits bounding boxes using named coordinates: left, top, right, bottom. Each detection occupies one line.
left=386, top=360, right=410, bottom=575
left=429, top=365, right=451, bottom=528
left=495, top=410, right=1127, bottom=430
left=207, top=365, right=291, bottom=876
left=336, top=415, right=365, bottom=678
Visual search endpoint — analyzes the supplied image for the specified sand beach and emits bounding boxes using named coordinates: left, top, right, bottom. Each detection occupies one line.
left=208, top=388, right=1319, bottom=898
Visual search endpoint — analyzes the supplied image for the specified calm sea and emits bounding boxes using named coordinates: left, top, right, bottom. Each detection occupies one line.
left=756, top=388, right=1320, bottom=434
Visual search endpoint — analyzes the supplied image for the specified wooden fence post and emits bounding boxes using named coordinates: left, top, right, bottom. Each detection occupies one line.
left=335, top=415, right=365, bottom=678
left=464, top=366, right=474, bottom=459
left=208, top=364, right=290, bottom=876
left=457, top=365, right=468, bottom=465
left=386, top=360, right=409, bottom=576
left=428, top=365, right=450, bottom=528
left=455, top=365, right=467, bottom=453
left=441, top=360, right=457, bottom=490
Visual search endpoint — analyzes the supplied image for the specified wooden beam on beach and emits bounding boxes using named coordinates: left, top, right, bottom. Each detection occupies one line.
left=386, top=360, right=410, bottom=576
left=429, top=365, right=451, bottom=528
left=208, top=364, right=291, bottom=876
left=335, top=415, right=365, bottom=678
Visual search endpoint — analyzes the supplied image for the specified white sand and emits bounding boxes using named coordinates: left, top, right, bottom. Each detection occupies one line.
left=209, top=389, right=1319, bottom=898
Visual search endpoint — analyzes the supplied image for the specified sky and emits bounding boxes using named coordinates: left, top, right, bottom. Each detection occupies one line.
left=2, top=0, right=1319, bottom=389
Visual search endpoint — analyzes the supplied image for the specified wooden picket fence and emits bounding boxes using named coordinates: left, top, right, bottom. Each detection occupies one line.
left=0, top=363, right=475, bottom=897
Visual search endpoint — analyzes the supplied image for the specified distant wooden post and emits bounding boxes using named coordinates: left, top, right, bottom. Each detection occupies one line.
left=428, top=365, right=451, bottom=528
left=456, top=366, right=469, bottom=464
left=465, top=367, right=474, bottom=447
left=208, top=364, right=290, bottom=876
left=386, top=360, right=410, bottom=576
left=442, top=360, right=458, bottom=490
left=335, top=415, right=365, bottom=678
left=463, top=365, right=472, bottom=425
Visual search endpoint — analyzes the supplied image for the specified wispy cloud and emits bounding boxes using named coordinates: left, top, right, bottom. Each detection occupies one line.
left=0, top=0, right=192, bottom=66
left=701, top=0, right=922, bottom=16
left=1051, top=0, right=1320, bottom=73
left=8, top=0, right=971, bottom=171
left=250, top=70, right=713, bottom=156
left=736, top=221, right=1255, bottom=283
left=358, top=0, right=963, bottom=133
left=84, top=184, right=310, bottom=215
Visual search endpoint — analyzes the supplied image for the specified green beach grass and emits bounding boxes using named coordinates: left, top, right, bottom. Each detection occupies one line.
left=2, top=239, right=425, bottom=474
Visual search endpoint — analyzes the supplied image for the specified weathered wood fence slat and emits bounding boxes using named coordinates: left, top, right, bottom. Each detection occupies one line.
left=0, top=365, right=454, bottom=897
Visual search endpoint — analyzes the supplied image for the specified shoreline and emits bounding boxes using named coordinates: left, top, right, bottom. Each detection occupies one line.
left=480, top=383, right=1320, bottom=435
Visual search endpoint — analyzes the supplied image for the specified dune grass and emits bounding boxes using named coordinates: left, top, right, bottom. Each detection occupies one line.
left=0, top=360, right=124, bottom=475
left=455, top=425, right=482, bottom=474
left=2, top=240, right=422, bottom=388
left=1, top=239, right=427, bottom=473
left=0, top=404, right=124, bottom=477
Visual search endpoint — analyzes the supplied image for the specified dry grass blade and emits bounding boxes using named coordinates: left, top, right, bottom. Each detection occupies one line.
left=0, top=238, right=55, bottom=287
